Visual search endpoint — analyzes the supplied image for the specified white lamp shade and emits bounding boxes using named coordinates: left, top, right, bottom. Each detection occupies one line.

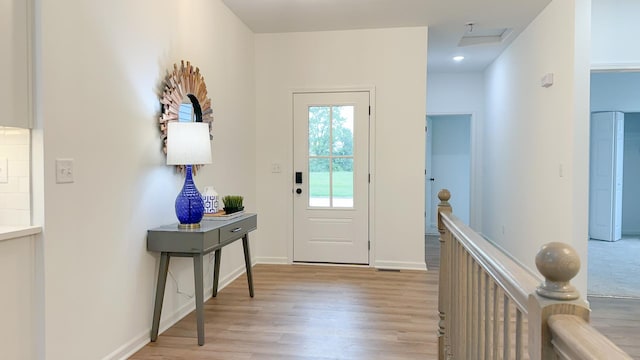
left=166, top=122, right=212, bottom=165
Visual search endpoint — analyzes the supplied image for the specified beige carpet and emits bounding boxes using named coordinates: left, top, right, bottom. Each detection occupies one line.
left=588, top=237, right=640, bottom=298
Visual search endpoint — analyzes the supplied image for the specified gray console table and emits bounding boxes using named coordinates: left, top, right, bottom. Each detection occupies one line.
left=147, top=213, right=257, bottom=345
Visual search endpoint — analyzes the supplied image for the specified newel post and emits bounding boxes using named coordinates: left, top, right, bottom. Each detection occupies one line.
left=437, top=189, right=452, bottom=235
left=437, top=189, right=452, bottom=360
left=528, top=242, right=589, bottom=359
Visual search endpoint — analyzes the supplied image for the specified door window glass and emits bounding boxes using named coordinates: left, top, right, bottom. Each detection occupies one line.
left=308, top=105, right=354, bottom=208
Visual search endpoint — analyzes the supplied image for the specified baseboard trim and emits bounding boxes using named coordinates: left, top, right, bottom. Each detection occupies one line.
left=255, top=256, right=289, bottom=264
left=374, top=260, right=427, bottom=271
left=102, top=263, right=248, bottom=360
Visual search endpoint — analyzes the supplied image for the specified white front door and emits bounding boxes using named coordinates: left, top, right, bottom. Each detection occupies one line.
left=293, top=91, right=370, bottom=264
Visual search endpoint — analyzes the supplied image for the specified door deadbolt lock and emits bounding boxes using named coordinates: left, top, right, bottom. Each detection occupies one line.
left=296, top=188, right=302, bottom=194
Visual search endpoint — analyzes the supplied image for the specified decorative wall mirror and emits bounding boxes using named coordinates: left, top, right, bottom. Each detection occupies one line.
left=159, top=60, right=213, bottom=173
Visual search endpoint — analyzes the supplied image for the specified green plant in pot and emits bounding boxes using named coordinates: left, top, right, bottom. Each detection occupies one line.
left=222, top=195, right=244, bottom=214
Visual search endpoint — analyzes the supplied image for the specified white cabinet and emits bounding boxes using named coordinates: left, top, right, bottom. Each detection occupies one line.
left=0, top=0, right=31, bottom=128
left=589, top=111, right=624, bottom=241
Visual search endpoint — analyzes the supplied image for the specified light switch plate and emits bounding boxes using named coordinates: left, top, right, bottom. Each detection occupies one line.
left=0, top=158, right=7, bottom=183
left=56, top=158, right=74, bottom=183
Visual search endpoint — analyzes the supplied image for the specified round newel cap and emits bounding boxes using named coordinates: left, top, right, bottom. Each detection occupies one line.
left=438, top=189, right=451, bottom=202
left=535, top=242, right=581, bottom=300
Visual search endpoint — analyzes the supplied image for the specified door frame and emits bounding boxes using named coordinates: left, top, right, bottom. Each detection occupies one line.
left=425, top=111, right=478, bottom=232
left=288, top=87, right=377, bottom=266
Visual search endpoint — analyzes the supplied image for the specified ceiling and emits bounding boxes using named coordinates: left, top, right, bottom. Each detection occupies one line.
left=222, top=0, right=551, bottom=73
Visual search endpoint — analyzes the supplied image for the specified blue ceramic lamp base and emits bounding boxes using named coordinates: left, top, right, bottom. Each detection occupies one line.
left=175, top=165, right=205, bottom=229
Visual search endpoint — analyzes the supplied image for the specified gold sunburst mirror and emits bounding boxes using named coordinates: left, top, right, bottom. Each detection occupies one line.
left=159, top=60, right=213, bottom=173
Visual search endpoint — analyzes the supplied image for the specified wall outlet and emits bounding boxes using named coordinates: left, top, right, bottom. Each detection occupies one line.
left=0, top=158, right=7, bottom=183
left=56, top=159, right=74, bottom=183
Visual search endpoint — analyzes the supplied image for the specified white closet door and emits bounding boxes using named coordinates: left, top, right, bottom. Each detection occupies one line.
left=589, top=111, right=624, bottom=241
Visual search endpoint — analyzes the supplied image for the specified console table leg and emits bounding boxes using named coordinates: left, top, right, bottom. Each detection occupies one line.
left=193, top=254, right=205, bottom=346
left=242, top=234, right=254, bottom=298
left=151, top=252, right=170, bottom=342
left=212, top=249, right=221, bottom=297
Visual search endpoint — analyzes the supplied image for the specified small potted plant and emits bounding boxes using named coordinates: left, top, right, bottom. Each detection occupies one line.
left=222, top=195, right=244, bottom=214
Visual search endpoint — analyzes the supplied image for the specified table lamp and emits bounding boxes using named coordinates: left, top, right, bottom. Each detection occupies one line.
left=166, top=121, right=212, bottom=228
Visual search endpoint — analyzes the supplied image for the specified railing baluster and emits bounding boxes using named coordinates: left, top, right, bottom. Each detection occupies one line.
left=466, top=253, right=472, bottom=357
left=477, top=264, right=484, bottom=358
left=492, top=284, right=500, bottom=360
left=484, top=273, right=491, bottom=360
left=515, top=308, right=523, bottom=360
left=453, top=240, right=460, bottom=358
left=503, top=295, right=510, bottom=360
left=459, top=242, right=465, bottom=358
left=461, top=249, right=468, bottom=359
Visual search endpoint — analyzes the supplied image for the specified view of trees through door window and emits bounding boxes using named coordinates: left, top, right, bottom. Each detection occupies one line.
left=308, top=105, right=354, bottom=207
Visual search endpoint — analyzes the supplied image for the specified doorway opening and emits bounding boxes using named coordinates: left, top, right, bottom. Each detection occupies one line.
left=588, top=71, right=640, bottom=299
left=425, top=114, right=471, bottom=235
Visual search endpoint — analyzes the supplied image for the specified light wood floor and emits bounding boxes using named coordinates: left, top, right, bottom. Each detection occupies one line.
left=131, top=264, right=439, bottom=360
left=132, top=236, right=639, bottom=359
left=589, top=296, right=640, bottom=359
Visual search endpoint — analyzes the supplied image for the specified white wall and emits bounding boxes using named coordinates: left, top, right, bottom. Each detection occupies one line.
left=0, top=0, right=31, bottom=129
left=623, top=113, right=640, bottom=234
left=36, top=0, right=255, bottom=359
left=591, top=72, right=640, bottom=112
left=426, top=72, right=485, bottom=229
left=483, top=0, right=591, bottom=294
left=590, top=72, right=640, bottom=234
left=0, top=127, right=30, bottom=225
left=255, top=27, right=427, bottom=270
left=591, top=0, right=640, bottom=69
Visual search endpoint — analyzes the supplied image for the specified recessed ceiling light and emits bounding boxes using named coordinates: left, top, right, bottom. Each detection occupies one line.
left=453, top=56, right=465, bottom=62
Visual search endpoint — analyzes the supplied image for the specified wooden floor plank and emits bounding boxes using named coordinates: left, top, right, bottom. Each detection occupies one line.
left=131, top=264, right=438, bottom=360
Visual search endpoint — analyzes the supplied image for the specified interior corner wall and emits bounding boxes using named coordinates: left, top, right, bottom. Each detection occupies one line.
left=591, top=0, right=640, bottom=68
left=254, top=27, right=428, bottom=269
left=38, top=0, right=255, bottom=359
left=426, top=72, right=485, bottom=230
left=482, top=0, right=591, bottom=294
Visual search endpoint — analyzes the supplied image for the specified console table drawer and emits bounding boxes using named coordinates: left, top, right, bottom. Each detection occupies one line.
left=147, top=230, right=220, bottom=253
left=219, top=215, right=257, bottom=243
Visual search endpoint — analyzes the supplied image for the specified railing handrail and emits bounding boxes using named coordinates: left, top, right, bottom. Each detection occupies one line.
left=548, top=314, right=633, bottom=360
left=440, top=211, right=539, bottom=314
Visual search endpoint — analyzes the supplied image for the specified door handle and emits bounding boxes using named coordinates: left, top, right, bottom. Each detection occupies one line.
left=296, top=188, right=302, bottom=194
left=429, top=178, right=435, bottom=182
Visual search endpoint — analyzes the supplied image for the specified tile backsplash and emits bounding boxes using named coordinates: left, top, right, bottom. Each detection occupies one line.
left=0, top=127, right=30, bottom=226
